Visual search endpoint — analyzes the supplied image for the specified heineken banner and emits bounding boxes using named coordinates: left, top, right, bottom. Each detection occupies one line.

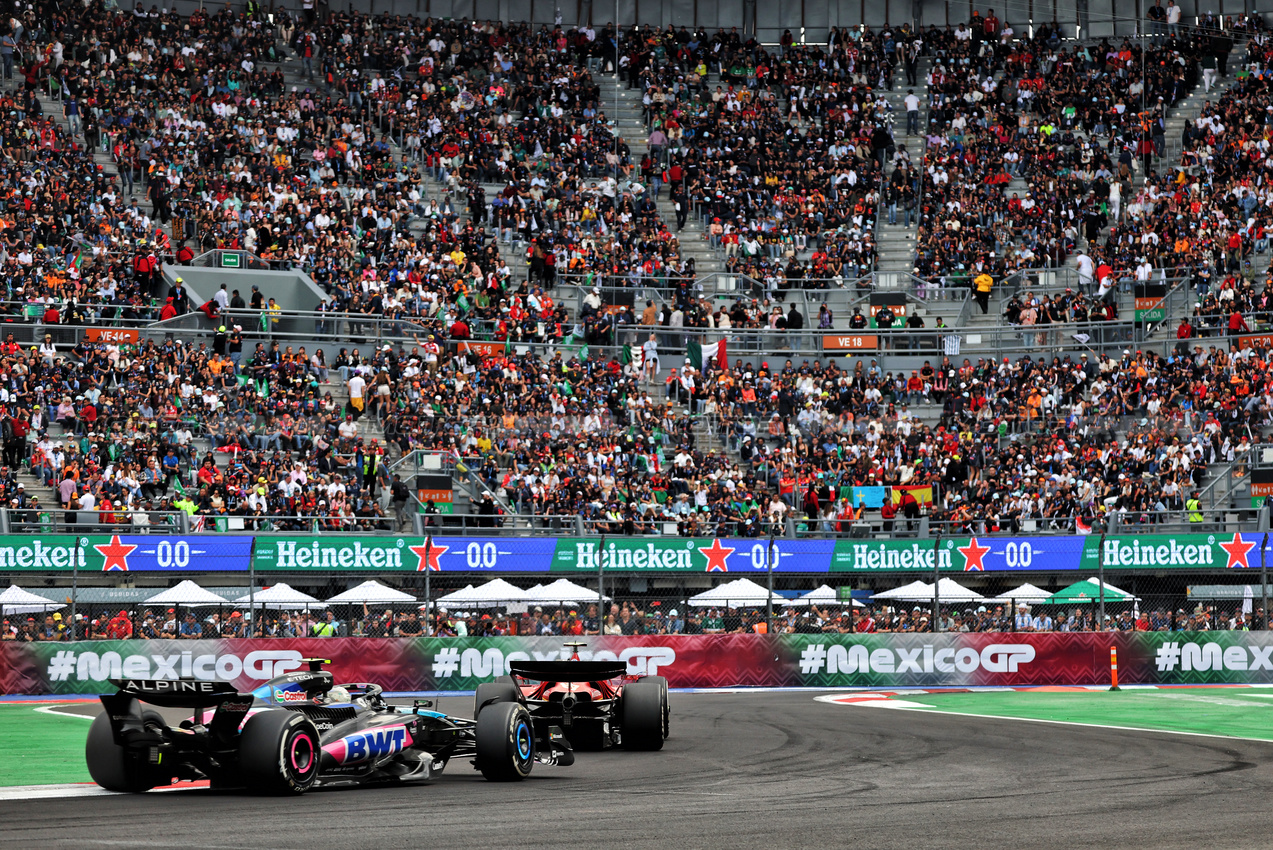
left=1081, top=533, right=1268, bottom=571
left=0, top=535, right=251, bottom=572
left=251, top=537, right=557, bottom=572
left=828, top=534, right=1273, bottom=573
left=10, top=633, right=1273, bottom=695
left=829, top=537, right=1082, bottom=572
left=548, top=538, right=835, bottom=573
left=0, top=534, right=1267, bottom=575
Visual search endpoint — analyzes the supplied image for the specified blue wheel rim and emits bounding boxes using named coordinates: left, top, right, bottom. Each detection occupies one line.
left=516, top=720, right=532, bottom=760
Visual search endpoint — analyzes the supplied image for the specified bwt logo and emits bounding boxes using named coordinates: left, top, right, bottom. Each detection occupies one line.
left=46, top=650, right=304, bottom=683
left=330, top=726, right=411, bottom=764
left=432, top=647, right=677, bottom=679
left=798, top=643, right=1037, bottom=675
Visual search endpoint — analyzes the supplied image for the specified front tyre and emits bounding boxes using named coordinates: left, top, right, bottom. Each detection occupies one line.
left=622, top=681, right=667, bottom=751
left=237, top=710, right=320, bottom=795
left=475, top=701, right=534, bottom=781
left=85, top=708, right=169, bottom=793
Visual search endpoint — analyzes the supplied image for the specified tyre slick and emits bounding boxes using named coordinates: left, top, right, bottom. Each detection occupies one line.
left=621, top=680, right=666, bottom=751
left=238, top=710, right=320, bottom=794
left=475, top=700, right=534, bottom=781
left=85, top=707, right=170, bottom=793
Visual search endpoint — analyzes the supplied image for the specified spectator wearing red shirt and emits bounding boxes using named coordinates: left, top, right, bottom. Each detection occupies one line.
left=1228, top=309, right=1250, bottom=338
left=105, top=610, right=133, bottom=640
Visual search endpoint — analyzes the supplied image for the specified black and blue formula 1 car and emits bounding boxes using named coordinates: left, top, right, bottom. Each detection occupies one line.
left=85, top=660, right=573, bottom=794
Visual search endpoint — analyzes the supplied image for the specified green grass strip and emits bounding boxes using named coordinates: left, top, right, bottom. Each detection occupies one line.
left=903, top=689, right=1273, bottom=742
left=0, top=704, right=93, bottom=787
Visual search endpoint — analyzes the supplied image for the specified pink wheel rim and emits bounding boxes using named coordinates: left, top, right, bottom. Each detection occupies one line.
left=290, top=733, right=315, bottom=774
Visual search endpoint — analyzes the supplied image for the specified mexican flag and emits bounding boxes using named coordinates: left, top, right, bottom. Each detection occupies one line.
left=621, top=343, right=643, bottom=369
left=687, top=338, right=727, bottom=372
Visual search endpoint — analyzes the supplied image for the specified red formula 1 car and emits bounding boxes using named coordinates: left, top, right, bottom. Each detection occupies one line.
left=473, top=642, right=669, bottom=751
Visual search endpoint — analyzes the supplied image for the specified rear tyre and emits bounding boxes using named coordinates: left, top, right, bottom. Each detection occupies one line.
left=473, top=680, right=520, bottom=718
left=475, top=701, right=534, bottom=781
left=237, top=710, right=320, bottom=795
left=622, top=681, right=666, bottom=751
left=636, top=675, right=670, bottom=739
left=86, top=708, right=169, bottom=793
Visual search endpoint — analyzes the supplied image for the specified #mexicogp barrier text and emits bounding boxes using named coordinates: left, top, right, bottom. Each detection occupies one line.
left=0, top=533, right=1266, bottom=573
left=8, top=633, right=1273, bottom=695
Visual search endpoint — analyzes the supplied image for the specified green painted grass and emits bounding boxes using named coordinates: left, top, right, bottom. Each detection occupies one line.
left=903, top=689, right=1273, bottom=741
left=0, top=704, right=93, bottom=786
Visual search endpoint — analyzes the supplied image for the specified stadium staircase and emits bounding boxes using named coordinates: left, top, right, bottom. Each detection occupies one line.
left=872, top=58, right=930, bottom=279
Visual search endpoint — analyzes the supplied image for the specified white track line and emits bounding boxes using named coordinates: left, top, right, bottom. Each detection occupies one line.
left=34, top=705, right=93, bottom=719
left=0, top=784, right=116, bottom=801
left=0, top=783, right=204, bottom=802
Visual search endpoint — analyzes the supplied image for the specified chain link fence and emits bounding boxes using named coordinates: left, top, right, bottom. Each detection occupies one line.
left=9, top=567, right=1273, bottom=640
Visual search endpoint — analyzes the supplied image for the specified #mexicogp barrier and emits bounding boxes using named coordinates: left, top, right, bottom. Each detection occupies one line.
left=9, top=633, right=1273, bottom=695
left=0, top=533, right=1265, bottom=574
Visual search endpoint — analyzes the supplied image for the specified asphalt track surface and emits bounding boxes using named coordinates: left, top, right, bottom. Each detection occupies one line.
left=7, top=691, right=1273, bottom=850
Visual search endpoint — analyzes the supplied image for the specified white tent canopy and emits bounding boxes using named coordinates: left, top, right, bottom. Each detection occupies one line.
left=326, top=580, right=417, bottom=605
left=0, top=585, right=66, bottom=615
left=935, top=578, right=987, bottom=602
left=991, top=583, right=1054, bottom=603
left=522, top=578, right=606, bottom=604
left=688, top=577, right=783, bottom=608
left=872, top=579, right=985, bottom=603
left=786, top=584, right=865, bottom=608
left=871, top=580, right=932, bottom=601
left=144, top=580, right=228, bottom=607
left=234, top=583, right=326, bottom=610
left=434, top=579, right=529, bottom=608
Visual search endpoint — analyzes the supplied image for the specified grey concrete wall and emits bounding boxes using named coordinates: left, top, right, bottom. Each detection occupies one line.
left=160, top=264, right=328, bottom=314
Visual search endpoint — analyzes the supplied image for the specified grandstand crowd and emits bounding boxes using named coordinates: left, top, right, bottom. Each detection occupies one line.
left=0, top=0, right=1268, bottom=541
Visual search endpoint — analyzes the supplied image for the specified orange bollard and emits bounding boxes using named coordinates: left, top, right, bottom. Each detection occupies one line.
left=1109, top=646, right=1121, bottom=691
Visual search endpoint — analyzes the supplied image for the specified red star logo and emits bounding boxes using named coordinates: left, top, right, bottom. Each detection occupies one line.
left=1219, top=533, right=1256, bottom=569
left=697, top=539, right=735, bottom=572
left=957, top=537, right=991, bottom=571
left=95, top=535, right=137, bottom=572
left=410, top=541, right=448, bottom=572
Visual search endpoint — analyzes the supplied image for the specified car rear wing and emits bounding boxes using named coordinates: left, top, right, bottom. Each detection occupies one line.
left=509, top=661, right=628, bottom=682
left=101, top=679, right=255, bottom=746
left=108, top=678, right=244, bottom=708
